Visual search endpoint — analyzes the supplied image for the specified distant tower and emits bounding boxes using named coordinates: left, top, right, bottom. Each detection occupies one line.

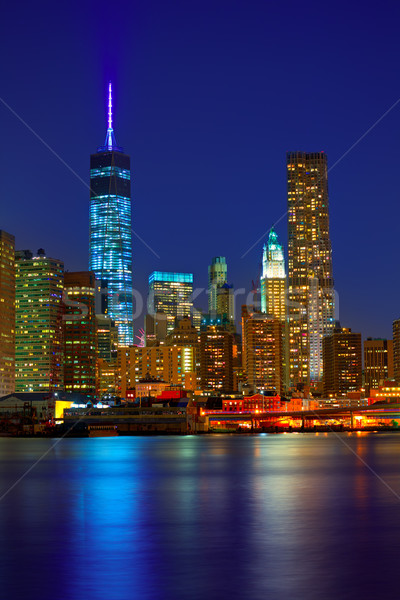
left=260, top=228, right=286, bottom=320
left=89, top=83, right=134, bottom=346
left=287, top=152, right=335, bottom=386
left=208, top=257, right=227, bottom=314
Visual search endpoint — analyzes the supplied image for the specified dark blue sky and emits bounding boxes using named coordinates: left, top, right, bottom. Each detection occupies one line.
left=1, top=0, right=399, bottom=339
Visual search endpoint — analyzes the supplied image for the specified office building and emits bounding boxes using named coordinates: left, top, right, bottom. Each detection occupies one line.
left=145, top=313, right=168, bottom=346
left=147, top=271, right=193, bottom=334
left=322, top=327, right=362, bottom=396
left=287, top=152, right=335, bottom=387
left=260, top=227, right=288, bottom=389
left=63, top=272, right=97, bottom=398
left=393, top=319, right=400, bottom=383
left=208, top=256, right=227, bottom=314
left=241, top=305, right=283, bottom=394
left=15, top=249, right=64, bottom=392
left=118, top=345, right=196, bottom=397
left=260, top=228, right=286, bottom=321
left=199, top=326, right=234, bottom=392
left=364, top=338, right=393, bottom=390
left=89, top=82, right=133, bottom=346
left=96, top=314, right=118, bottom=361
left=0, top=230, right=15, bottom=397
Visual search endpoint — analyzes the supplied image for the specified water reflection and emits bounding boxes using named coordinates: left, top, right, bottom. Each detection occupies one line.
left=0, top=434, right=398, bottom=599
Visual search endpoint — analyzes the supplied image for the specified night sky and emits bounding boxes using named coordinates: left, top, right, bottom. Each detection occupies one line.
left=1, top=0, right=399, bottom=339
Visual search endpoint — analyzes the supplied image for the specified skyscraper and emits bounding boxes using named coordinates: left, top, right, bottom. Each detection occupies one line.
left=287, top=152, right=335, bottom=387
left=147, top=271, right=194, bottom=334
left=208, top=257, right=227, bottom=314
left=63, top=272, right=97, bottom=398
left=0, top=230, right=15, bottom=397
left=15, top=249, right=64, bottom=392
left=260, top=228, right=286, bottom=321
left=260, top=228, right=288, bottom=389
left=89, top=82, right=133, bottom=346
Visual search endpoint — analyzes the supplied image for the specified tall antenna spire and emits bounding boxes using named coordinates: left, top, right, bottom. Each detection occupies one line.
left=98, top=81, right=122, bottom=152
left=108, top=81, right=113, bottom=131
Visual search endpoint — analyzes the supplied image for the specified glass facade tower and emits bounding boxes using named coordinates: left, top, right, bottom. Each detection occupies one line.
left=287, top=152, right=335, bottom=386
left=147, top=272, right=194, bottom=334
left=89, top=83, right=134, bottom=346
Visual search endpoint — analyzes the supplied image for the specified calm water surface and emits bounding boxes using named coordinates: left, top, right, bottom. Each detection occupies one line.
left=0, top=433, right=399, bottom=600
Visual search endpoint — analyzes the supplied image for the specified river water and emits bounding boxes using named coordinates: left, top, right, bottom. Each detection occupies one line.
left=0, top=433, right=399, bottom=600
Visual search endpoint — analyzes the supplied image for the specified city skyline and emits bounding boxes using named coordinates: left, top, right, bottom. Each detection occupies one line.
left=1, top=2, right=400, bottom=343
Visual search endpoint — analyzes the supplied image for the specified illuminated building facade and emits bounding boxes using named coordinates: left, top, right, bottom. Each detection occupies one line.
left=145, top=313, right=168, bottom=346
left=89, top=83, right=133, bottom=346
left=63, top=272, right=97, bottom=398
left=216, top=284, right=235, bottom=330
left=322, top=327, right=362, bottom=396
left=15, top=249, right=64, bottom=392
left=166, top=316, right=199, bottom=347
left=287, top=152, right=335, bottom=386
left=364, top=338, right=393, bottom=390
left=393, top=319, right=400, bottom=383
left=241, top=305, right=283, bottom=394
left=260, top=228, right=286, bottom=320
left=208, top=256, right=227, bottom=313
left=147, top=272, right=194, bottom=334
left=118, top=345, right=196, bottom=397
left=260, top=228, right=288, bottom=388
left=0, top=230, right=15, bottom=396
left=199, top=326, right=234, bottom=392
left=96, top=315, right=118, bottom=361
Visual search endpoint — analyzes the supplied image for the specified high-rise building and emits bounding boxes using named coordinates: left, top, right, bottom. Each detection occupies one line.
left=364, top=338, right=394, bottom=390
left=199, top=326, right=234, bottom=392
left=144, top=313, right=168, bottom=346
left=208, top=257, right=227, bottom=314
left=0, top=230, right=15, bottom=397
left=89, top=82, right=133, bottom=346
left=63, top=272, right=97, bottom=398
left=260, top=228, right=286, bottom=320
left=260, top=228, right=288, bottom=389
left=392, top=319, right=400, bottom=383
left=216, top=284, right=235, bottom=328
left=96, top=315, right=118, bottom=361
left=15, top=249, right=64, bottom=392
left=287, top=152, right=335, bottom=386
left=147, top=271, right=193, bottom=334
left=322, top=327, right=362, bottom=396
left=241, top=305, right=283, bottom=394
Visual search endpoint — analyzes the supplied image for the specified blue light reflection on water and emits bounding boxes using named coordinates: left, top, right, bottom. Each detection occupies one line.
left=0, top=434, right=399, bottom=599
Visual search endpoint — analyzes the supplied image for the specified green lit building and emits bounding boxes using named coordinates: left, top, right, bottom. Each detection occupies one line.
left=147, top=272, right=194, bottom=335
left=15, top=249, right=64, bottom=392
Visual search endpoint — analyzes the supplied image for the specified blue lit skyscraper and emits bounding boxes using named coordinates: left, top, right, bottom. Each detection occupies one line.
left=89, top=83, right=134, bottom=346
left=147, top=272, right=194, bottom=334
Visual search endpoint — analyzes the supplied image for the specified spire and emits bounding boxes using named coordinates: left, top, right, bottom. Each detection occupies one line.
left=268, top=227, right=278, bottom=246
left=98, top=81, right=123, bottom=152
